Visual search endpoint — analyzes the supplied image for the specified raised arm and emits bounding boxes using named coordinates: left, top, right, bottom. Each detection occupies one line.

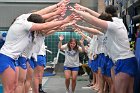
left=42, top=25, right=65, bottom=36
left=30, top=14, right=74, bottom=32
left=58, top=35, right=64, bottom=50
left=74, top=28, right=87, bottom=38
left=70, top=8, right=108, bottom=30
left=42, top=7, right=62, bottom=20
left=45, top=15, right=60, bottom=22
left=74, top=3, right=100, bottom=17
left=79, top=37, right=85, bottom=52
left=44, top=30, right=57, bottom=36
left=33, top=4, right=58, bottom=15
left=74, top=24, right=104, bottom=34
left=33, top=0, right=67, bottom=15
left=74, top=28, right=92, bottom=43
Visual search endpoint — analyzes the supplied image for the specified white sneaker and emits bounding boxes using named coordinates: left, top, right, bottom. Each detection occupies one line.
left=82, top=73, right=88, bottom=76
left=66, top=89, right=70, bottom=93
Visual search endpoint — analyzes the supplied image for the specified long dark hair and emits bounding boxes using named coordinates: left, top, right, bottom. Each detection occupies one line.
left=105, top=5, right=118, bottom=17
left=98, top=13, right=113, bottom=22
left=67, top=38, right=78, bottom=52
left=27, top=14, right=45, bottom=23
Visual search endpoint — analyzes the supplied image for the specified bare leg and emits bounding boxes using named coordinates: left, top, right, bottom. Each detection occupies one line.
left=127, top=76, right=134, bottom=93
left=39, top=66, right=45, bottom=92
left=111, top=67, right=115, bottom=84
left=15, top=67, right=19, bottom=90
left=24, top=63, right=34, bottom=93
left=15, top=67, right=27, bottom=93
left=33, top=66, right=44, bottom=93
left=1, top=67, right=16, bottom=93
left=93, top=72, right=99, bottom=91
left=98, top=68, right=104, bottom=93
left=64, top=70, right=71, bottom=91
left=111, top=67, right=115, bottom=93
left=104, top=76, right=114, bottom=93
left=92, top=72, right=96, bottom=86
left=115, top=72, right=130, bottom=93
left=103, top=81, right=108, bottom=93
left=71, top=71, right=78, bottom=93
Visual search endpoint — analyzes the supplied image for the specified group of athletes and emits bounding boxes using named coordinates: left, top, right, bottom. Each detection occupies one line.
left=0, top=0, right=138, bottom=93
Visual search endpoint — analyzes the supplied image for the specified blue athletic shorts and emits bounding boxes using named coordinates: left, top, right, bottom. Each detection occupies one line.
left=28, top=57, right=36, bottom=69
left=34, top=55, right=46, bottom=68
left=98, top=54, right=107, bottom=75
left=88, top=59, right=92, bottom=68
left=0, top=53, right=15, bottom=74
left=97, top=53, right=102, bottom=68
left=91, top=58, right=98, bottom=73
left=18, top=56, right=27, bottom=69
left=64, top=66, right=79, bottom=71
left=115, top=57, right=138, bottom=77
left=104, top=56, right=114, bottom=77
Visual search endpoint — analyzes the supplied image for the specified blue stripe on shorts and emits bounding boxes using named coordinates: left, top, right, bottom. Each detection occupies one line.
left=18, top=56, right=27, bottom=69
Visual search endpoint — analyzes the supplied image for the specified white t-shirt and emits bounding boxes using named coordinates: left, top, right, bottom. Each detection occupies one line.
left=61, top=44, right=83, bottom=67
left=0, top=13, right=33, bottom=59
left=106, top=17, right=134, bottom=62
left=103, top=33, right=109, bottom=56
left=38, top=39, right=46, bottom=56
left=32, top=34, right=45, bottom=54
left=22, top=33, right=45, bottom=61
left=21, top=42, right=34, bottom=58
left=86, top=35, right=98, bottom=60
left=96, top=35, right=106, bottom=54
left=32, top=34, right=45, bottom=61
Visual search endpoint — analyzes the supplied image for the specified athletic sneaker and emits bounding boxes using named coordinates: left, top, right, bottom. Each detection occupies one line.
left=82, top=73, right=88, bottom=76
left=66, top=89, right=70, bottom=93
left=86, top=83, right=93, bottom=87
left=66, top=90, right=69, bottom=93
left=39, top=89, right=47, bottom=93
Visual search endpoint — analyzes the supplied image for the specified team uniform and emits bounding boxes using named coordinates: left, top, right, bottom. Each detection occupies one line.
left=16, top=32, right=45, bottom=70
left=106, top=17, right=137, bottom=77
left=35, top=39, right=47, bottom=68
left=85, top=35, right=98, bottom=73
left=28, top=33, right=45, bottom=69
left=0, top=13, right=33, bottom=73
left=96, top=35, right=107, bottom=74
left=61, top=44, right=83, bottom=71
